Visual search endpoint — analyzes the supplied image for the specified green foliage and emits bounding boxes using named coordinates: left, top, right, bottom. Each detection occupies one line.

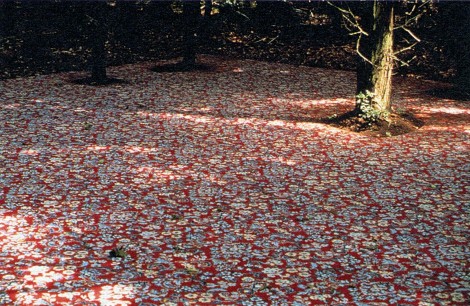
left=109, top=246, right=127, bottom=259
left=355, top=90, right=389, bottom=125
left=184, top=264, right=200, bottom=277
left=170, top=214, right=183, bottom=221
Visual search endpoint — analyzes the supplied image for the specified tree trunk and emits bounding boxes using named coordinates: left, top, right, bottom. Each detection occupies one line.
left=181, top=1, right=200, bottom=69
left=89, top=2, right=108, bottom=83
left=91, top=26, right=107, bottom=82
left=204, top=0, right=212, bottom=18
left=202, top=0, right=213, bottom=46
left=454, top=4, right=470, bottom=97
left=356, top=1, right=395, bottom=114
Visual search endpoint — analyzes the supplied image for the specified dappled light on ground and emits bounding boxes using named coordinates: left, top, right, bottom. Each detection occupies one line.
left=1, top=56, right=469, bottom=304
left=425, top=106, right=470, bottom=115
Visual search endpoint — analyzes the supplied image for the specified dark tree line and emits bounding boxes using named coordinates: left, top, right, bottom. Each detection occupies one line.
left=1, top=1, right=469, bottom=100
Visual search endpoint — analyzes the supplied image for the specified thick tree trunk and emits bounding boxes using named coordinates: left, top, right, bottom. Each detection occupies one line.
left=356, top=1, right=395, bottom=114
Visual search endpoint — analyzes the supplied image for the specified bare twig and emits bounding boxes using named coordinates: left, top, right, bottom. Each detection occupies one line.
left=392, top=54, right=417, bottom=67
left=395, top=42, right=419, bottom=55
left=267, top=36, right=279, bottom=44
left=327, top=1, right=369, bottom=37
left=401, top=26, right=421, bottom=42
left=356, top=35, right=374, bottom=65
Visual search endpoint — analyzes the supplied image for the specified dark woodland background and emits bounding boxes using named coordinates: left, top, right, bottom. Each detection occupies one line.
left=0, top=1, right=468, bottom=84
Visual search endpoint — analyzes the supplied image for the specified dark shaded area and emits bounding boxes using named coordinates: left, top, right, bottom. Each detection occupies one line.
left=86, top=1, right=110, bottom=83
left=70, top=76, right=128, bottom=86
left=0, top=1, right=465, bottom=84
left=108, top=246, right=127, bottom=259
left=151, top=62, right=215, bottom=73
left=324, top=110, right=425, bottom=137
left=427, top=87, right=470, bottom=102
left=0, top=1, right=180, bottom=79
left=180, top=0, right=202, bottom=68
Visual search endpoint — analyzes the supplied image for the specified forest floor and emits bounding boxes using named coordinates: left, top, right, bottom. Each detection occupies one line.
left=1, top=55, right=469, bottom=304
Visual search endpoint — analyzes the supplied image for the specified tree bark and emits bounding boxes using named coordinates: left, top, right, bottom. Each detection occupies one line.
left=356, top=1, right=395, bottom=113
left=200, top=1, right=212, bottom=47
left=89, top=2, right=108, bottom=83
left=91, top=26, right=107, bottom=82
left=181, top=1, right=200, bottom=69
left=454, top=4, right=470, bottom=96
left=204, top=0, right=212, bottom=18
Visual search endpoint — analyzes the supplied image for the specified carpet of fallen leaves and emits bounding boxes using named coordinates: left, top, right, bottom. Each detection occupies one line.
left=1, top=55, right=469, bottom=304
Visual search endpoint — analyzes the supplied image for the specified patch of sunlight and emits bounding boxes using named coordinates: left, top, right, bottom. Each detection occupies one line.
left=287, top=98, right=351, bottom=109
left=2, top=103, right=21, bottom=109
left=187, top=115, right=215, bottom=124
left=73, top=107, right=91, bottom=113
left=136, top=111, right=162, bottom=119
left=19, top=149, right=39, bottom=156
left=96, top=284, right=136, bottom=305
left=266, top=156, right=298, bottom=166
left=151, top=112, right=217, bottom=123
left=14, top=284, right=137, bottom=305
left=234, top=117, right=257, bottom=124
left=28, top=266, right=49, bottom=275
left=124, top=146, right=159, bottom=153
left=424, top=106, right=470, bottom=115
left=27, top=267, right=66, bottom=284
left=295, top=122, right=325, bottom=130
left=295, top=122, right=356, bottom=140
left=242, top=153, right=303, bottom=167
left=137, top=110, right=332, bottom=133
left=424, top=124, right=470, bottom=132
left=87, top=145, right=109, bottom=151
left=266, top=120, right=287, bottom=127
left=177, top=106, right=214, bottom=113
left=8, top=232, right=27, bottom=243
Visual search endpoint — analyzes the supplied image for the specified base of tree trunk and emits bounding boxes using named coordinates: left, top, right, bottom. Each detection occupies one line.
left=324, top=110, right=424, bottom=137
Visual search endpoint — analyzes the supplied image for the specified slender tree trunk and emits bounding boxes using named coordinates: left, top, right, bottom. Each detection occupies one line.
left=204, top=0, right=212, bottom=18
left=356, top=1, right=395, bottom=113
left=454, top=4, right=470, bottom=96
left=181, top=1, right=200, bottom=68
left=202, top=0, right=213, bottom=46
left=91, top=26, right=107, bottom=82
left=89, top=2, right=108, bottom=83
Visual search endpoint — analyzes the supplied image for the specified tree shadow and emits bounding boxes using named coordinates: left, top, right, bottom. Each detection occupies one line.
left=150, top=62, right=217, bottom=73
left=70, top=77, right=129, bottom=86
left=426, top=87, right=470, bottom=103
left=322, top=110, right=425, bottom=137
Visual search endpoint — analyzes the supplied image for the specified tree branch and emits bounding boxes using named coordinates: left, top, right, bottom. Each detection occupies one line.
left=356, top=35, right=374, bottom=66
left=401, top=26, right=421, bottom=42
left=327, top=1, right=369, bottom=36
left=392, top=54, right=417, bottom=67
left=395, top=42, right=419, bottom=55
